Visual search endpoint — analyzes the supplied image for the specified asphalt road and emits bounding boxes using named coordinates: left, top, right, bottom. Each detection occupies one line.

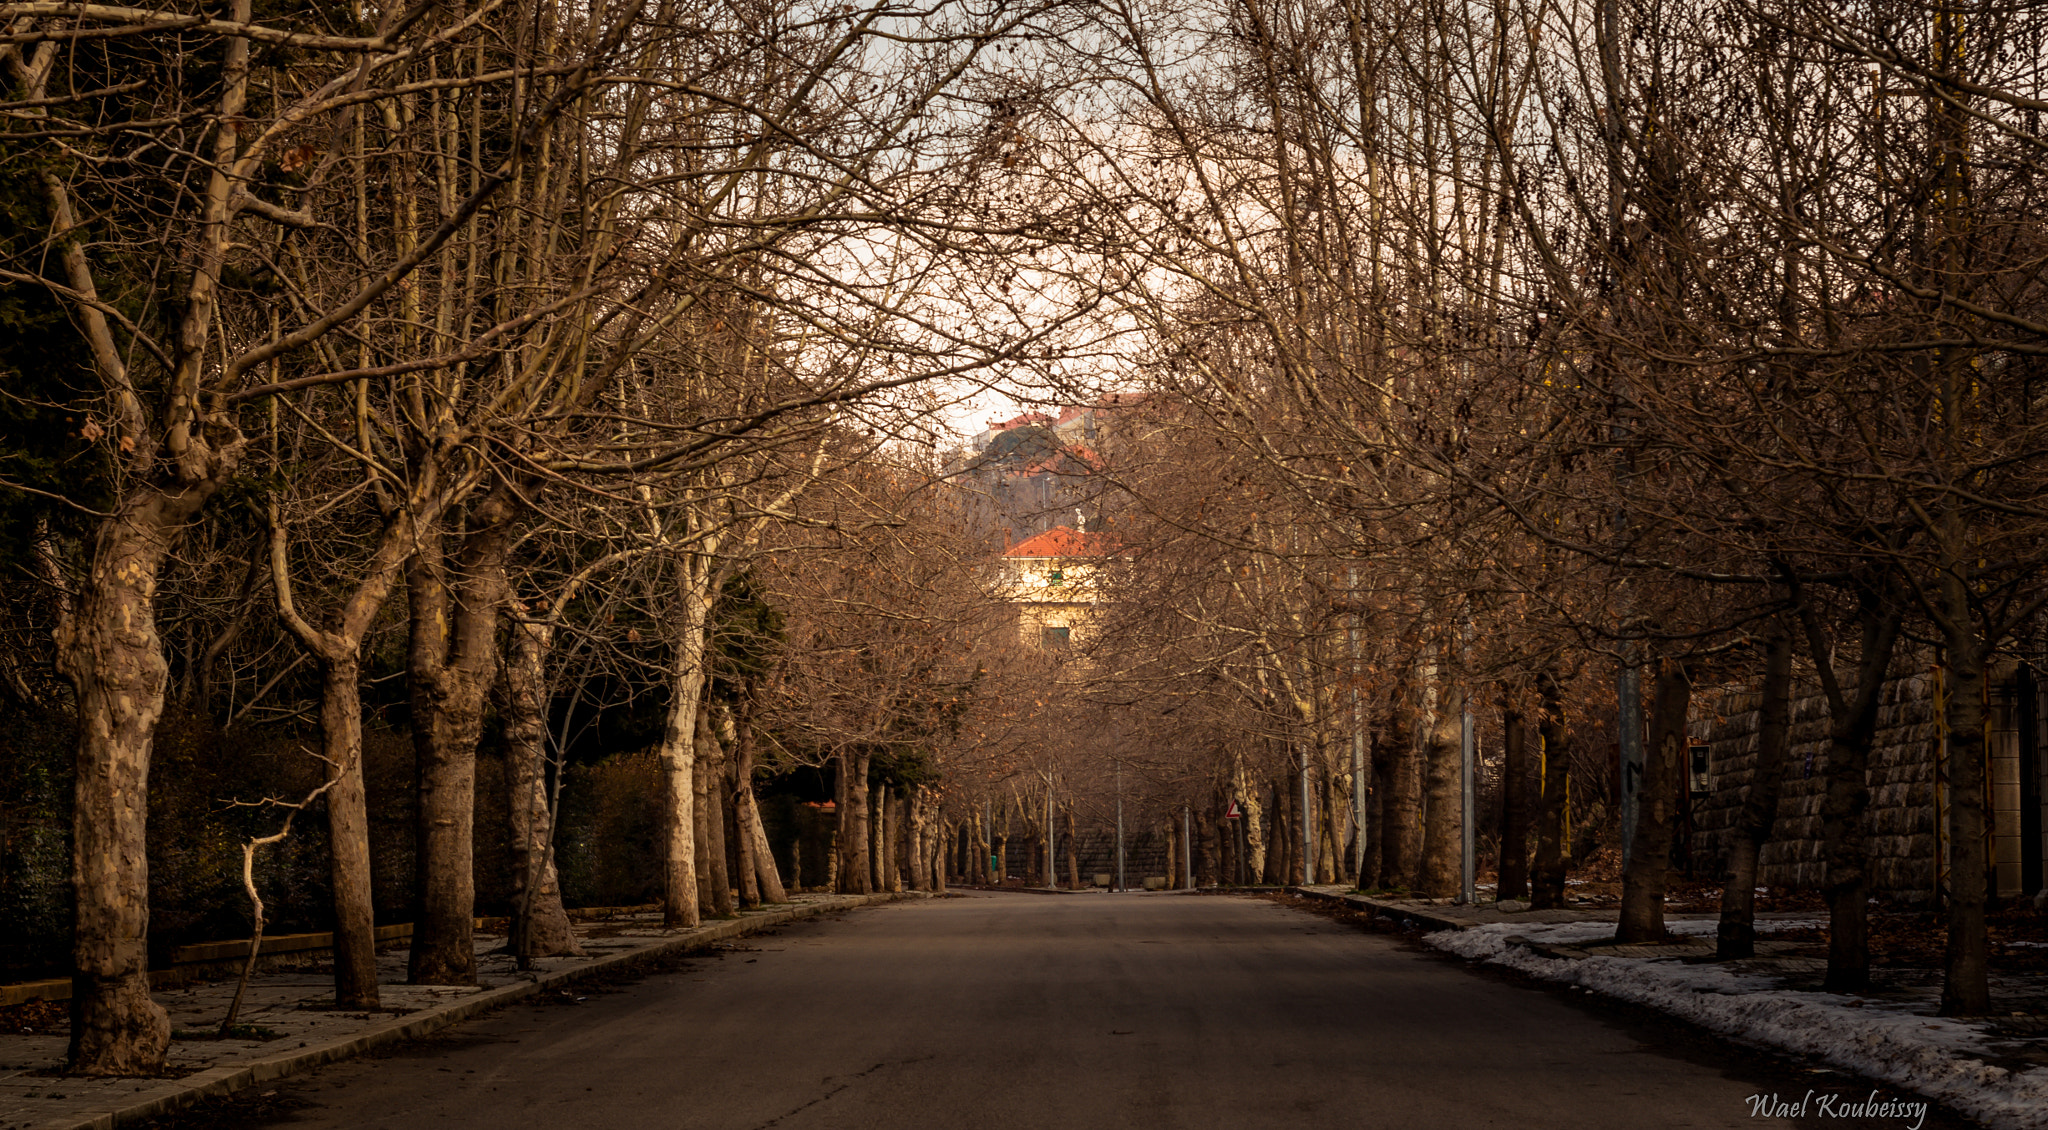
left=161, top=892, right=1973, bottom=1130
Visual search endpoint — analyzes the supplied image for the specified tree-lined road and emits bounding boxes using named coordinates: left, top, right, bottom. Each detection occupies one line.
left=198, top=895, right=1965, bottom=1130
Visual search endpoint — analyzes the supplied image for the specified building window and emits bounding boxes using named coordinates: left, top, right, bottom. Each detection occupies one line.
left=1041, top=625, right=1071, bottom=648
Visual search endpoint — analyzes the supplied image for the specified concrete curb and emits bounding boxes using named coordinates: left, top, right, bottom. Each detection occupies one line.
left=1286, top=886, right=1472, bottom=933
left=44, top=893, right=915, bottom=1130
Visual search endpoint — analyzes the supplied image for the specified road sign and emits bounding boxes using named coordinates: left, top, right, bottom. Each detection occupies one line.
left=1224, top=799, right=1241, bottom=819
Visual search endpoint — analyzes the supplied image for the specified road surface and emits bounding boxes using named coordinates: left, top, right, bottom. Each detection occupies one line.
left=162, top=892, right=1968, bottom=1130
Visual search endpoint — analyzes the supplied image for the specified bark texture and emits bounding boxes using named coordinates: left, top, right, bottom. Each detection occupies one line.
left=59, top=499, right=209, bottom=1074
left=1718, top=621, right=1791, bottom=959
left=1939, top=623, right=1991, bottom=1016
left=657, top=558, right=711, bottom=928
left=504, top=618, right=579, bottom=960
left=1802, top=585, right=1901, bottom=993
left=835, top=750, right=873, bottom=893
left=696, top=706, right=733, bottom=918
left=1618, top=660, right=1689, bottom=943
left=1497, top=701, right=1531, bottom=901
left=407, top=492, right=515, bottom=985
left=318, top=662, right=381, bottom=1008
left=270, top=497, right=432, bottom=1010
left=1419, top=681, right=1463, bottom=899
left=1381, top=686, right=1423, bottom=890
left=1531, top=670, right=1571, bottom=911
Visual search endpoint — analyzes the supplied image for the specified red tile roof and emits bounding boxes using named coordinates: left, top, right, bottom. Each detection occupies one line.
left=1004, top=525, right=1114, bottom=559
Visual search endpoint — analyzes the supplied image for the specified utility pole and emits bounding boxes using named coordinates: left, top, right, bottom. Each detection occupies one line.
left=1183, top=805, right=1193, bottom=889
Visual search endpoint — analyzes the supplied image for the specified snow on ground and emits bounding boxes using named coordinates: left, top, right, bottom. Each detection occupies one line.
left=1428, top=923, right=2048, bottom=1130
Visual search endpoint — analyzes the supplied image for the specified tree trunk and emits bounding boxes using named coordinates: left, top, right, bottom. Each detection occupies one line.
left=748, top=799, right=787, bottom=903
left=1719, top=620, right=1791, bottom=959
left=1808, top=588, right=1901, bottom=993
left=697, top=706, right=733, bottom=918
left=1176, top=817, right=1190, bottom=888
left=731, top=751, right=759, bottom=909
left=874, top=787, right=893, bottom=893
left=405, top=506, right=507, bottom=986
left=1383, top=689, right=1424, bottom=890
left=1939, top=621, right=1992, bottom=1016
left=319, top=660, right=381, bottom=1008
left=504, top=618, right=579, bottom=959
left=1420, top=681, right=1463, bottom=898
left=1237, top=755, right=1266, bottom=880
left=835, top=750, right=872, bottom=894
left=725, top=708, right=784, bottom=905
left=270, top=501, right=431, bottom=1008
left=895, top=791, right=913, bottom=892
left=905, top=788, right=927, bottom=892
left=56, top=503, right=202, bottom=1073
left=946, top=818, right=960, bottom=888
left=657, top=558, right=711, bottom=929
left=1618, top=659, right=1689, bottom=943
left=1498, top=700, right=1531, bottom=901
left=1065, top=806, right=1080, bottom=889
left=1319, top=759, right=1343, bottom=885
left=1531, top=670, right=1571, bottom=910
left=983, top=802, right=999, bottom=884
left=721, top=761, right=743, bottom=909
left=1261, top=777, right=1287, bottom=885
left=1364, top=728, right=1388, bottom=888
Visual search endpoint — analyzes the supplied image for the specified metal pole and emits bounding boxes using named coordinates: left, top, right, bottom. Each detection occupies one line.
left=1046, top=785, right=1054, bottom=889
left=1461, top=696, right=1476, bottom=905
left=1115, top=759, right=1126, bottom=892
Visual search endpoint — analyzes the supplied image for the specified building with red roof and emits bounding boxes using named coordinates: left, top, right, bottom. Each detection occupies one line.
left=999, top=523, right=1119, bottom=650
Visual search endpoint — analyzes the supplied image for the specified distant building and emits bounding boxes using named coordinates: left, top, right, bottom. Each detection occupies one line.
left=998, top=524, right=1118, bottom=651
left=944, top=395, right=1149, bottom=549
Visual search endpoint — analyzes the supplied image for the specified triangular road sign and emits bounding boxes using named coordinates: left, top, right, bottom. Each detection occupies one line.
left=1224, top=799, right=1242, bottom=819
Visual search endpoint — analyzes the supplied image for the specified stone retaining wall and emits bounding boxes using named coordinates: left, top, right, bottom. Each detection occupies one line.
left=1688, top=672, right=1942, bottom=904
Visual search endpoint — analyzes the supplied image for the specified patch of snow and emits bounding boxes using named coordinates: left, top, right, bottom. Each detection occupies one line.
left=1428, top=923, right=2048, bottom=1130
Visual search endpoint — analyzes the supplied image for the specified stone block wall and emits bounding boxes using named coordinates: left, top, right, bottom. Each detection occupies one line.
left=1688, top=673, right=1940, bottom=905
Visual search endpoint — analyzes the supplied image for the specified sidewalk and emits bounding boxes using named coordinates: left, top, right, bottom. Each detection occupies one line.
left=1, top=892, right=917, bottom=1130
left=1294, top=885, right=2048, bottom=1130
